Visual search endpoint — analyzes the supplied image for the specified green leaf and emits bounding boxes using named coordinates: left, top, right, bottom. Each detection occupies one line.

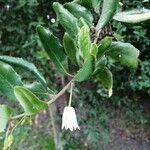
left=96, top=67, right=113, bottom=97
left=74, top=0, right=102, bottom=13
left=113, top=8, right=150, bottom=24
left=78, top=25, right=91, bottom=59
left=97, top=36, right=112, bottom=58
left=96, top=0, right=119, bottom=31
left=106, top=42, right=140, bottom=67
left=14, top=86, right=48, bottom=115
left=65, top=2, right=93, bottom=26
left=37, top=25, right=68, bottom=74
left=24, top=82, right=48, bottom=98
left=0, top=56, right=47, bottom=90
left=96, top=56, right=107, bottom=68
left=74, top=55, right=95, bottom=82
left=92, top=0, right=102, bottom=13
left=4, top=134, right=14, bottom=150
left=53, top=2, right=79, bottom=39
left=0, top=61, right=23, bottom=100
left=74, top=0, right=92, bottom=8
left=93, top=56, right=107, bottom=76
left=63, top=33, right=77, bottom=64
left=0, top=105, right=13, bottom=132
left=90, top=43, right=98, bottom=57
left=78, top=17, right=88, bottom=28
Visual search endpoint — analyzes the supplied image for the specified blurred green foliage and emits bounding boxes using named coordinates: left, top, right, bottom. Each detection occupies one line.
left=0, top=0, right=149, bottom=149
left=112, top=0, right=150, bottom=98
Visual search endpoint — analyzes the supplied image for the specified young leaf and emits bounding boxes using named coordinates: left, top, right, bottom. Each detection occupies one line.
left=78, top=17, right=88, bottom=28
left=14, top=86, right=48, bottom=115
left=37, top=25, right=68, bottom=74
left=96, top=0, right=119, bottom=31
left=53, top=2, right=79, bottom=39
left=0, top=61, right=23, bottom=100
left=97, top=36, right=112, bottom=58
left=0, top=56, right=47, bottom=90
left=65, top=2, right=93, bottom=26
left=113, top=8, right=150, bottom=24
left=78, top=25, right=91, bottom=59
left=106, top=42, right=140, bottom=67
left=90, top=43, right=98, bottom=57
left=96, top=67, right=113, bottom=97
left=0, top=105, right=13, bottom=132
left=4, top=134, right=14, bottom=150
left=63, top=33, right=77, bottom=64
left=74, top=55, right=95, bottom=82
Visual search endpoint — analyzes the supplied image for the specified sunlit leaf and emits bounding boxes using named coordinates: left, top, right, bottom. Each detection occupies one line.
left=106, top=42, right=140, bottom=67
left=78, top=24, right=91, bottom=59
left=113, top=8, right=150, bottom=24
left=4, top=134, right=14, bottom=150
left=14, top=86, right=48, bottom=115
left=90, top=43, right=98, bottom=57
left=0, top=105, right=13, bottom=132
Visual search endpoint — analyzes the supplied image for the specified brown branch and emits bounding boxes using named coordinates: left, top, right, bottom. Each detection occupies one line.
left=47, top=79, right=74, bottom=105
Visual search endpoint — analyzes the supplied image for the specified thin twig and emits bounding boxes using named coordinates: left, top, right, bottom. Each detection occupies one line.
left=11, top=113, right=25, bottom=120
left=47, top=79, right=74, bottom=105
left=94, top=29, right=102, bottom=43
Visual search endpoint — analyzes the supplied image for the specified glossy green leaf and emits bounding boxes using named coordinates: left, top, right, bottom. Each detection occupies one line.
left=113, top=8, right=150, bottom=24
left=106, top=42, right=140, bottom=67
left=14, top=86, right=48, bottom=115
left=0, top=56, right=47, bottom=90
left=37, top=25, right=68, bottom=74
left=78, top=25, right=91, bottom=59
left=90, top=43, right=98, bottom=57
left=24, top=82, right=48, bottom=98
left=74, top=55, right=95, bottom=82
left=63, top=33, right=77, bottom=64
left=96, top=0, right=119, bottom=31
left=0, top=105, right=13, bottom=132
left=0, top=61, right=23, bottom=100
left=97, top=36, right=112, bottom=58
left=96, top=67, right=113, bottom=97
left=53, top=2, right=79, bottom=39
left=65, top=2, right=93, bottom=26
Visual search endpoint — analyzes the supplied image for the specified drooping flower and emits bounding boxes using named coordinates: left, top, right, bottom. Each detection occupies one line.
left=61, top=106, right=80, bottom=131
left=108, top=88, right=113, bottom=97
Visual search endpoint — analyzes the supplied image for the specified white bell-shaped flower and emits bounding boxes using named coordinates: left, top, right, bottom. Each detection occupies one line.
left=62, top=106, right=80, bottom=131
